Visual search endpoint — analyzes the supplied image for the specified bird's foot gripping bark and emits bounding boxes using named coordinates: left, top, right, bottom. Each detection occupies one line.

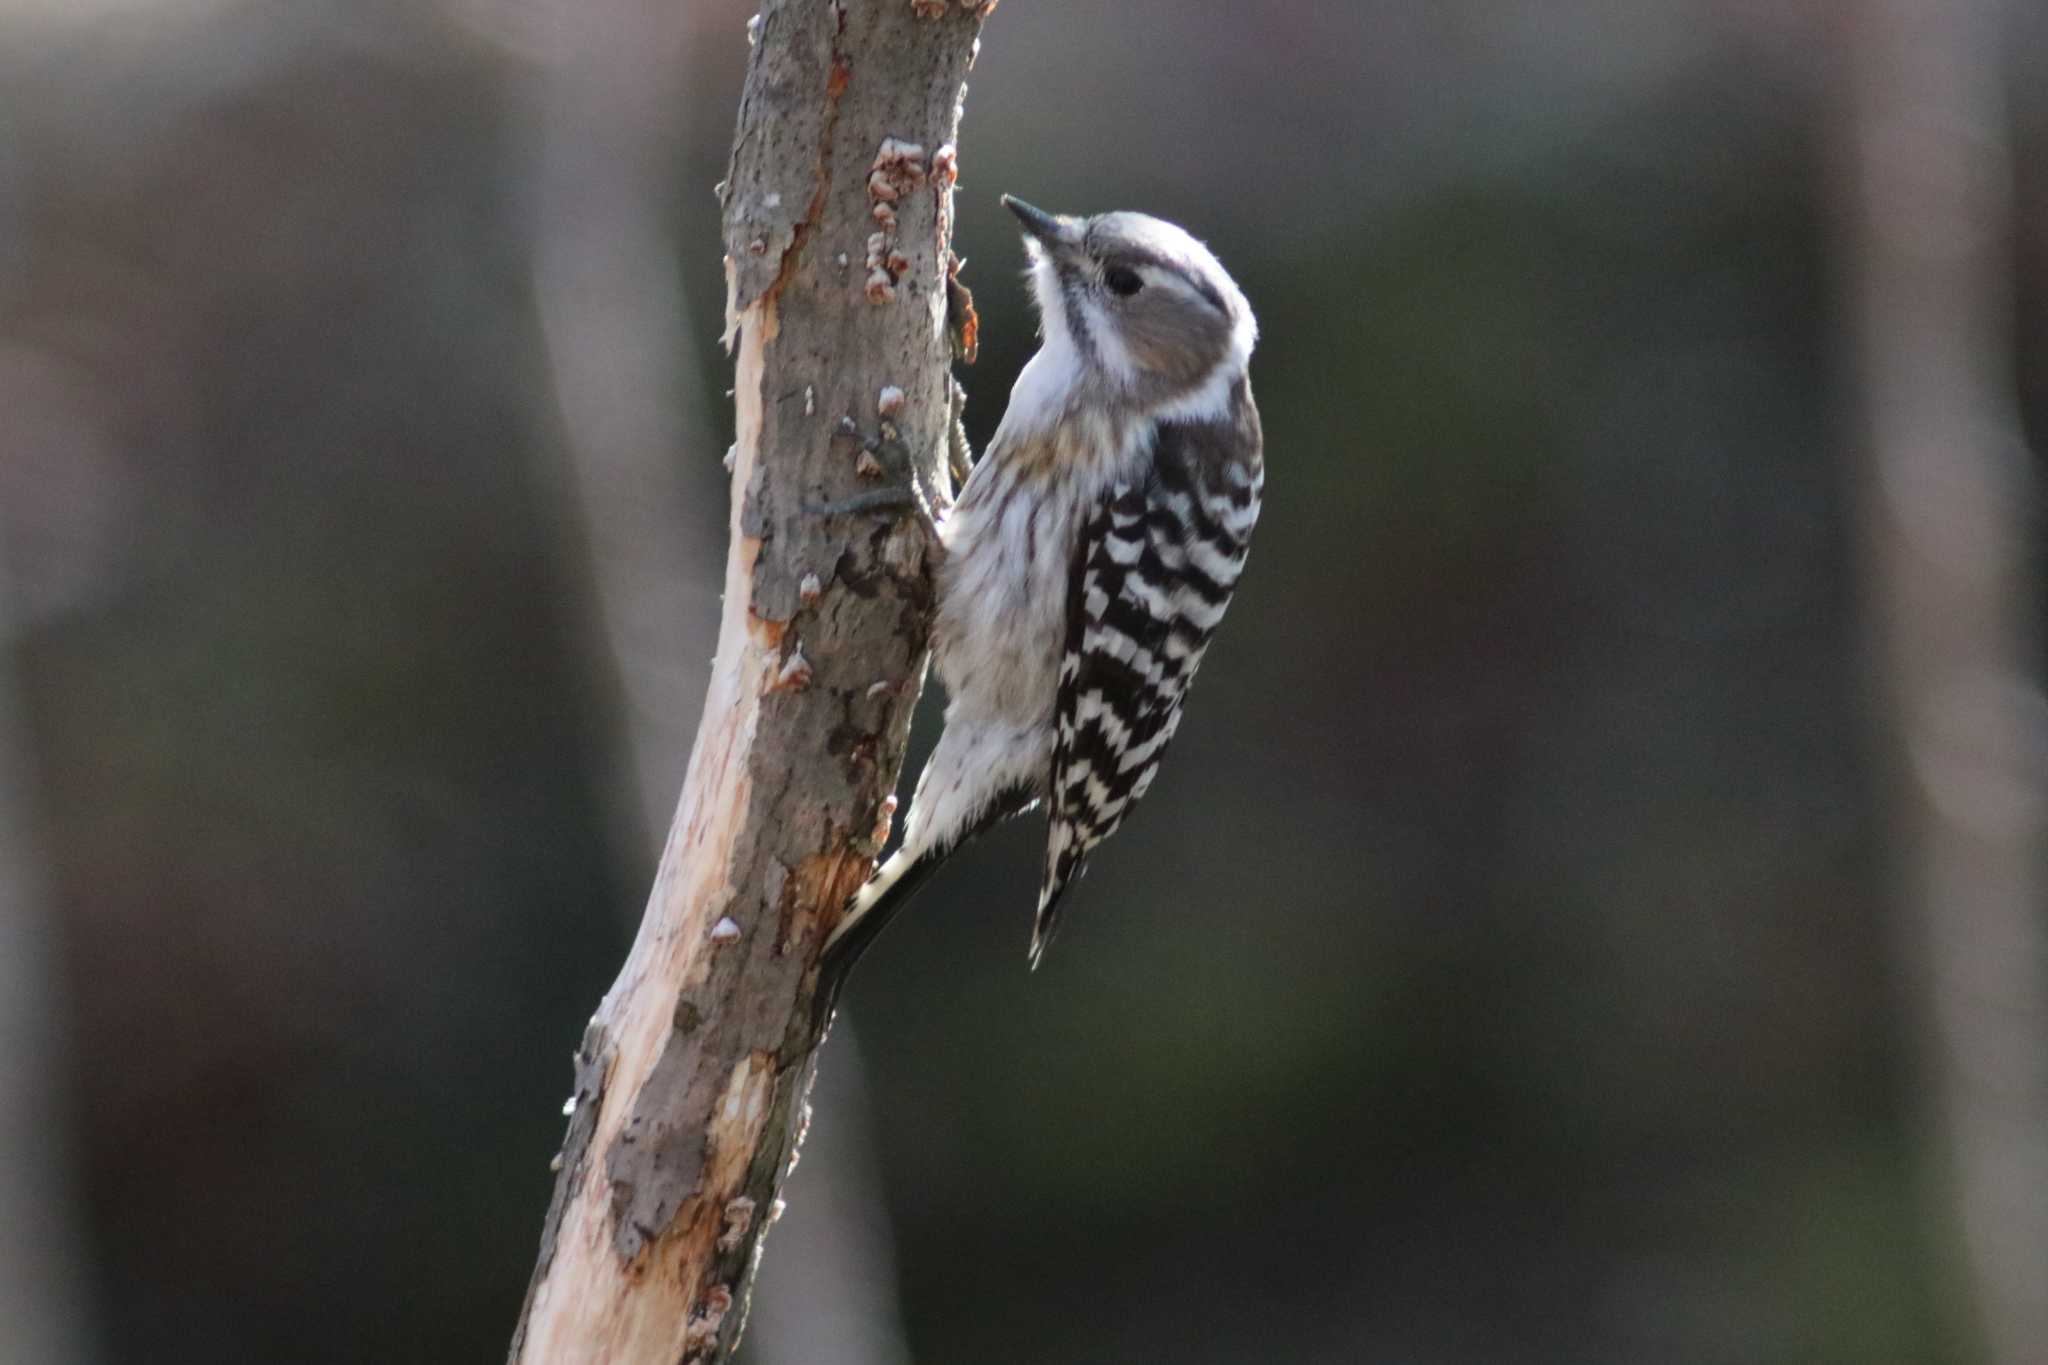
left=945, top=374, right=974, bottom=488
left=807, top=415, right=948, bottom=543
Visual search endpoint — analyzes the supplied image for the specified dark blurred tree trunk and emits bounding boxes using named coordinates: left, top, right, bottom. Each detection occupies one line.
left=507, top=4, right=989, bottom=1361
left=0, top=546, right=98, bottom=1365
left=527, top=0, right=715, bottom=863
left=742, top=1034, right=913, bottom=1365
left=1837, top=3, right=2048, bottom=1360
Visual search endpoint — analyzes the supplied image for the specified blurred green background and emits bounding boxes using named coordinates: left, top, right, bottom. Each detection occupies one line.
left=3, top=1, right=2046, bottom=1362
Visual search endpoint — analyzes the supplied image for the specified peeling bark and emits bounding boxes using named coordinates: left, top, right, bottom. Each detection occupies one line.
left=507, top=4, right=988, bottom=1361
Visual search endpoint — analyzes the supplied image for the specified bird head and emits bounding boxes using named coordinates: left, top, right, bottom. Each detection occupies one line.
left=1002, top=195, right=1256, bottom=418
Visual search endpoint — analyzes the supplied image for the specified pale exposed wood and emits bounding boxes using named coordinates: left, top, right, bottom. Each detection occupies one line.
left=508, top=4, right=989, bottom=1361
left=1837, top=4, right=2048, bottom=1360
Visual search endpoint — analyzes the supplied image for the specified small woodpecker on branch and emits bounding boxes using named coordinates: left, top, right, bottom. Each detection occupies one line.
left=815, top=196, right=1264, bottom=1016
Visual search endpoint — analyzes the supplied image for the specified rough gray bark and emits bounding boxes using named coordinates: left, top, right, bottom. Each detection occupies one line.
left=508, top=4, right=990, bottom=1361
left=1836, top=4, right=2048, bottom=1361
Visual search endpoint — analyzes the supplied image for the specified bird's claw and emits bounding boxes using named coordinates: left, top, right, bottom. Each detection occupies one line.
left=809, top=416, right=947, bottom=541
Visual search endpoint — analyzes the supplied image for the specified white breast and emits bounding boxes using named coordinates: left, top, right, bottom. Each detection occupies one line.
left=934, top=461, right=1079, bottom=727
left=932, top=341, right=1148, bottom=734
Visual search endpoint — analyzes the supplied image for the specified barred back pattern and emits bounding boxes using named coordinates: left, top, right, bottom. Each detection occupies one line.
left=1034, top=380, right=1264, bottom=962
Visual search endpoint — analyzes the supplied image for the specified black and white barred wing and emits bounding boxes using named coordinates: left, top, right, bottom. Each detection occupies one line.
left=1032, top=415, right=1263, bottom=964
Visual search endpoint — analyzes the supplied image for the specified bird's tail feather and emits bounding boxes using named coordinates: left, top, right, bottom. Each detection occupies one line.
left=811, top=785, right=1037, bottom=1036
left=810, top=848, right=949, bottom=1035
left=1026, top=862, right=1084, bottom=971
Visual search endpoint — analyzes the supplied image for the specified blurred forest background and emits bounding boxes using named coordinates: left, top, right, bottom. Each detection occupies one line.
left=4, top=1, right=2048, bottom=1362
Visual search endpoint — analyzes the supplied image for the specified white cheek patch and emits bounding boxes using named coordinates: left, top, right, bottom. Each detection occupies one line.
left=1080, top=296, right=1139, bottom=386
left=1151, top=365, right=1235, bottom=423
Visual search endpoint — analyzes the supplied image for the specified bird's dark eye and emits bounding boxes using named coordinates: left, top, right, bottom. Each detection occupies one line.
left=1103, top=265, right=1144, bottom=298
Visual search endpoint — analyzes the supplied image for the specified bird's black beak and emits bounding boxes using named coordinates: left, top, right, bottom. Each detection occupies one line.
left=1002, top=195, right=1081, bottom=252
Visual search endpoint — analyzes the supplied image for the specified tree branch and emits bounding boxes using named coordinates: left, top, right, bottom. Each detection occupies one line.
left=507, top=4, right=990, bottom=1361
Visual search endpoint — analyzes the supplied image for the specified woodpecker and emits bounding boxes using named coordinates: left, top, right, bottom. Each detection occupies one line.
left=821, top=196, right=1262, bottom=993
